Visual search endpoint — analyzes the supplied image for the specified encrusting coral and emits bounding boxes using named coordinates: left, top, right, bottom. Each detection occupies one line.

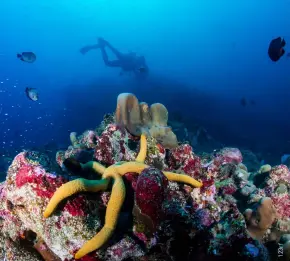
left=43, top=133, right=202, bottom=259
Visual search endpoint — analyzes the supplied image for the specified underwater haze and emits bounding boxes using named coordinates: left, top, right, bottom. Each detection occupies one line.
left=0, top=0, right=290, bottom=171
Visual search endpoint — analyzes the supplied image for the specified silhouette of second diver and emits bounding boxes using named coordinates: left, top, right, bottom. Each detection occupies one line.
left=80, top=38, right=149, bottom=78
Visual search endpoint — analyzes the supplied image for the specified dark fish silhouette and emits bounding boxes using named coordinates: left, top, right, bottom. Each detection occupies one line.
left=17, top=52, right=36, bottom=63
left=268, top=37, right=286, bottom=62
left=250, top=100, right=256, bottom=105
left=240, top=97, right=247, bottom=107
left=240, top=98, right=256, bottom=107
left=25, top=87, right=38, bottom=101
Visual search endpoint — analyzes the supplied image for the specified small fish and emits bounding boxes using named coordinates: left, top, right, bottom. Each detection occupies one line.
left=240, top=97, right=247, bottom=107
left=25, top=87, right=38, bottom=101
left=268, top=37, right=286, bottom=62
left=250, top=99, right=256, bottom=105
left=17, top=52, right=36, bottom=63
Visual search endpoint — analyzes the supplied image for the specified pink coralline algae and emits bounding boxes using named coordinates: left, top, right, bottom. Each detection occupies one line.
left=13, top=152, right=66, bottom=199
left=215, top=147, right=243, bottom=165
left=1, top=151, right=103, bottom=260
left=271, top=193, right=290, bottom=220
left=94, top=124, right=136, bottom=165
left=220, top=182, right=238, bottom=195
left=267, top=164, right=290, bottom=188
left=63, top=195, right=88, bottom=217
left=104, top=236, right=144, bottom=261
left=167, top=144, right=202, bottom=178
left=201, top=148, right=243, bottom=186
left=78, top=130, right=98, bottom=149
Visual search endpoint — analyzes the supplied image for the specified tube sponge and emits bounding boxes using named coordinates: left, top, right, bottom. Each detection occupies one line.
left=70, top=132, right=78, bottom=147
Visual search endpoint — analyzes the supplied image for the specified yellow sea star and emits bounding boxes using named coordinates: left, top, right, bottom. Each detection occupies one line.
left=43, top=134, right=203, bottom=259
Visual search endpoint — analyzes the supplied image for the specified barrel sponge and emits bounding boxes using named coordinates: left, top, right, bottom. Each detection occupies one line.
left=149, top=125, right=178, bottom=149
left=115, top=93, right=143, bottom=135
left=114, top=93, right=178, bottom=149
left=244, top=197, right=276, bottom=240
left=139, top=102, right=152, bottom=126
left=150, top=103, right=168, bottom=126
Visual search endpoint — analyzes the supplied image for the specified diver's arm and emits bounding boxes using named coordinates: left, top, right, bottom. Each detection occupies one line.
left=80, top=44, right=100, bottom=55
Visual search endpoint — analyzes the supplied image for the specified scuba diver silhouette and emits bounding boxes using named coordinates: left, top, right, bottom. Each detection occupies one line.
left=80, top=38, right=149, bottom=78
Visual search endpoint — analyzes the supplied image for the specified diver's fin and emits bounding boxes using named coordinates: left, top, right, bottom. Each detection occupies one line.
left=79, top=44, right=100, bottom=55
left=281, top=38, right=286, bottom=47
left=281, top=49, right=285, bottom=56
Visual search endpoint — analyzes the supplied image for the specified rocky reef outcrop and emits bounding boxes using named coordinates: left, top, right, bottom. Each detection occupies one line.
left=0, top=93, right=289, bottom=261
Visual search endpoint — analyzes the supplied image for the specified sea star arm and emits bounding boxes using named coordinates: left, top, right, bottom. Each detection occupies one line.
left=116, top=162, right=149, bottom=175
left=81, top=161, right=106, bottom=176
left=43, top=178, right=109, bottom=218
left=135, top=134, right=147, bottom=163
left=75, top=227, right=114, bottom=259
left=75, top=167, right=126, bottom=259
left=163, top=171, right=203, bottom=188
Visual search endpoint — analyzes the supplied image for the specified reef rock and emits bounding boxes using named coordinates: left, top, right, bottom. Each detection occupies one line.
left=0, top=151, right=102, bottom=261
left=2, top=102, right=287, bottom=261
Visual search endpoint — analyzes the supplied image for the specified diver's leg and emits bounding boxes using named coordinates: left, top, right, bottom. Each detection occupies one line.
left=100, top=47, right=122, bottom=67
left=105, top=42, right=123, bottom=60
left=99, top=38, right=123, bottom=60
left=80, top=44, right=100, bottom=55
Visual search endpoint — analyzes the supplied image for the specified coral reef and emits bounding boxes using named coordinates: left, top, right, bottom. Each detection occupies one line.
left=44, top=134, right=202, bottom=259
left=1, top=93, right=290, bottom=261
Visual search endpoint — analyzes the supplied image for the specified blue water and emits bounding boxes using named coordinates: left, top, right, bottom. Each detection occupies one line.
left=0, top=0, right=289, bottom=168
